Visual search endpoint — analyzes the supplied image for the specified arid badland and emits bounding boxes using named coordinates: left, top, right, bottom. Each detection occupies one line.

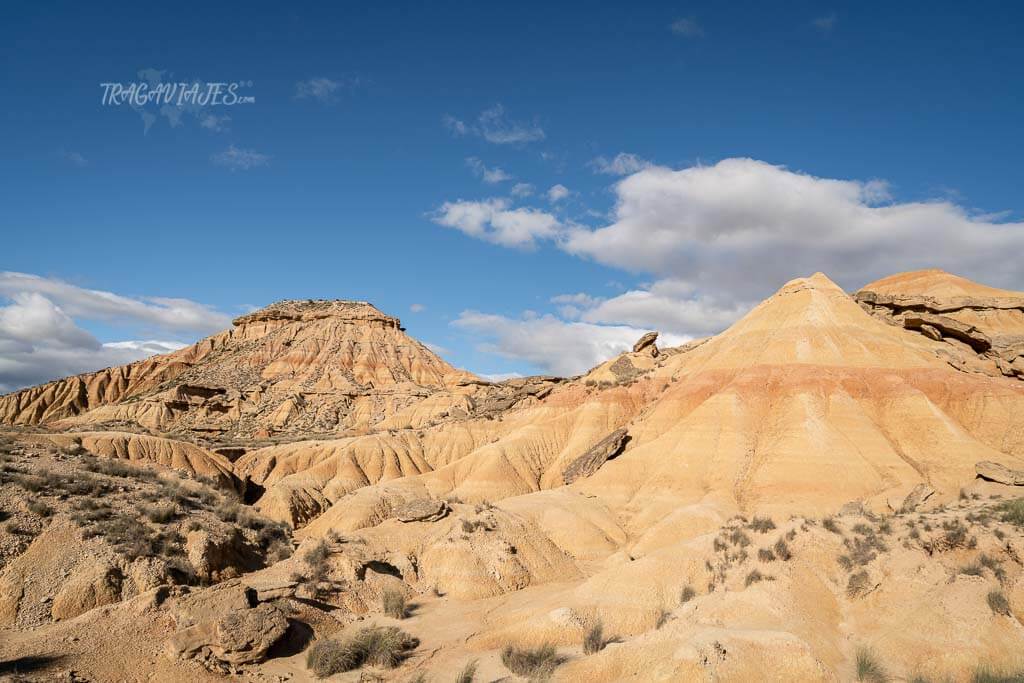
left=3, top=268, right=1024, bottom=681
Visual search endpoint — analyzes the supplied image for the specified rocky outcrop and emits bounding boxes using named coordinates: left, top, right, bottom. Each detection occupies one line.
left=899, top=483, right=935, bottom=512
left=632, top=331, right=659, bottom=357
left=185, top=528, right=262, bottom=582
left=395, top=498, right=450, bottom=523
left=563, top=429, right=629, bottom=484
left=976, top=461, right=1024, bottom=486
left=0, top=299, right=482, bottom=438
left=167, top=601, right=288, bottom=668
left=51, top=563, right=123, bottom=621
left=856, top=269, right=1024, bottom=381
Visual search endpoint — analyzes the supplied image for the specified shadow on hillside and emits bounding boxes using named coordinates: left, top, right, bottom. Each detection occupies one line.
left=0, top=655, right=63, bottom=675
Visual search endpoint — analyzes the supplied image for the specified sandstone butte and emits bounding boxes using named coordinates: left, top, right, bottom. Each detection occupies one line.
left=1, top=269, right=1024, bottom=682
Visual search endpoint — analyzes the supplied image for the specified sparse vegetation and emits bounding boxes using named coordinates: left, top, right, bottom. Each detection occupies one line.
left=972, top=666, right=1024, bottom=682
left=823, top=516, right=841, bottom=534
left=142, top=503, right=177, bottom=523
left=773, top=538, right=792, bottom=561
left=758, top=547, right=776, bottom=562
left=383, top=588, right=408, bottom=619
left=960, top=561, right=984, bottom=577
left=306, top=626, right=419, bottom=677
left=583, top=621, right=607, bottom=654
left=501, top=643, right=562, bottom=679
left=456, top=660, right=479, bottom=683
left=728, top=528, right=751, bottom=547
left=745, top=569, right=772, bottom=586
left=749, top=516, right=776, bottom=533
left=855, top=646, right=888, bottom=682
left=680, top=585, right=697, bottom=603
left=847, top=570, right=872, bottom=598
left=27, top=500, right=52, bottom=517
left=987, top=590, right=1011, bottom=616
left=997, top=498, right=1024, bottom=528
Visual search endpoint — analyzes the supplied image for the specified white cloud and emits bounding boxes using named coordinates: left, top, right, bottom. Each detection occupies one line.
left=294, top=77, right=358, bottom=103
left=454, top=311, right=679, bottom=376
left=0, top=272, right=231, bottom=333
left=511, top=183, right=535, bottom=198
left=580, top=281, right=751, bottom=337
left=478, top=371, right=523, bottom=382
left=0, top=293, right=188, bottom=392
left=465, top=157, right=513, bottom=184
left=547, top=184, right=570, bottom=202
left=64, top=150, right=88, bottom=167
left=443, top=105, right=544, bottom=144
left=410, top=303, right=426, bottom=313
left=813, top=13, right=838, bottom=33
left=423, top=341, right=450, bottom=356
left=589, top=152, right=651, bottom=176
left=432, top=198, right=562, bottom=249
left=561, top=158, right=1024, bottom=303
left=199, top=113, right=231, bottom=132
left=670, top=18, right=704, bottom=37
left=211, top=145, right=270, bottom=171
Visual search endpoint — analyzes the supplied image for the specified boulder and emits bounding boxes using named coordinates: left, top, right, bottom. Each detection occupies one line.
left=976, top=461, right=1024, bottom=486
left=563, top=429, right=629, bottom=484
left=903, top=314, right=992, bottom=352
left=185, top=527, right=262, bottom=582
left=167, top=602, right=288, bottom=667
left=899, top=483, right=935, bottom=512
left=52, top=562, right=123, bottom=621
left=632, top=331, right=659, bottom=356
left=395, top=498, right=450, bottom=523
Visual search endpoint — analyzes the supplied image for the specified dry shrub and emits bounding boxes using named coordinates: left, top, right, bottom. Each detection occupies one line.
left=501, top=643, right=562, bottom=679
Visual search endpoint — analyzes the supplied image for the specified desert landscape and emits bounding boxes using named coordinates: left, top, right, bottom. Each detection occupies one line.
left=2, top=268, right=1024, bottom=682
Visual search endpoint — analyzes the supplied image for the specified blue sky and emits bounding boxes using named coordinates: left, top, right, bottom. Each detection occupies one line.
left=2, top=1, right=1023, bottom=389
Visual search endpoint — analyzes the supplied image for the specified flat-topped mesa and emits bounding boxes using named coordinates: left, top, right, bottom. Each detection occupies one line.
left=233, top=299, right=402, bottom=328
left=856, top=269, right=1024, bottom=313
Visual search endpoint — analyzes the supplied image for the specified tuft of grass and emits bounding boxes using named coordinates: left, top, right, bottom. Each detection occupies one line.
left=142, top=503, right=177, bottom=523
left=306, top=626, right=420, bottom=677
left=823, top=516, right=841, bottom=534
left=749, top=516, right=776, bottom=533
left=728, top=528, right=751, bottom=547
left=972, top=666, right=1024, bottom=682
left=745, top=569, right=773, bottom=586
left=583, top=621, right=606, bottom=655
left=27, top=500, right=52, bottom=517
left=758, top=548, right=776, bottom=562
left=383, top=588, right=408, bottom=619
left=847, top=570, right=872, bottom=598
left=501, top=643, right=562, bottom=679
left=960, top=562, right=984, bottom=577
left=855, top=646, right=888, bottom=683
left=455, top=660, right=478, bottom=683
left=997, top=498, right=1024, bottom=528
left=773, top=538, right=792, bottom=561
left=987, top=590, right=1011, bottom=616
left=680, top=585, right=697, bottom=603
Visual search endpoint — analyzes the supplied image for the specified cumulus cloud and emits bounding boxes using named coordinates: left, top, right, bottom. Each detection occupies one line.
left=432, top=198, right=562, bottom=249
left=199, top=113, right=231, bottom=132
left=670, top=18, right=704, bottom=37
left=465, top=157, right=513, bottom=184
left=443, top=105, right=544, bottom=144
left=211, top=145, right=270, bottom=171
left=547, top=184, right=570, bottom=202
left=410, top=303, right=426, bottom=313
left=511, top=183, right=535, bottom=198
left=0, top=292, right=187, bottom=392
left=562, top=158, right=1024, bottom=302
left=454, top=311, right=684, bottom=376
left=0, top=272, right=231, bottom=333
left=813, top=13, right=838, bottom=33
left=589, top=152, right=651, bottom=176
left=294, top=76, right=359, bottom=103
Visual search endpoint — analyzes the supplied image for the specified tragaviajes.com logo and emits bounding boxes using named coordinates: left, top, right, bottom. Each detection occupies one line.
left=101, top=81, right=255, bottom=107
left=102, top=68, right=255, bottom=134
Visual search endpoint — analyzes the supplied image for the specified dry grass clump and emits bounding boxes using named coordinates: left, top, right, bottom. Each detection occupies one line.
left=142, top=503, right=177, bottom=523
left=27, top=500, right=52, bottom=517
left=749, top=516, right=776, bottom=533
left=383, top=588, right=408, bottom=619
left=456, top=660, right=479, bottom=683
left=773, top=538, right=792, bottom=561
left=501, top=642, right=562, bottom=679
left=680, top=585, right=697, bottom=603
left=997, top=498, right=1024, bottom=528
left=758, top=547, right=775, bottom=562
left=838, top=531, right=887, bottom=569
left=583, top=621, right=607, bottom=654
left=855, top=646, right=888, bottom=682
left=987, top=590, right=1011, bottom=616
left=306, top=626, right=419, bottom=677
left=823, top=516, right=842, bottom=534
left=745, top=569, right=773, bottom=586
left=971, top=665, right=1024, bottom=682
left=728, top=528, right=751, bottom=547
left=847, top=570, right=872, bottom=598
left=293, top=540, right=333, bottom=598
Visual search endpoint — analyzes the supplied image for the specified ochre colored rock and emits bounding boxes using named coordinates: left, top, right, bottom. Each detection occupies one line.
left=395, top=498, right=450, bottom=522
left=976, top=461, right=1024, bottom=486
left=563, top=429, right=629, bottom=484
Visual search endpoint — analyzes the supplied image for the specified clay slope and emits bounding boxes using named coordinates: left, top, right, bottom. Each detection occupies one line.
left=298, top=273, right=1024, bottom=548
left=0, top=300, right=484, bottom=439
left=857, top=269, right=1024, bottom=380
